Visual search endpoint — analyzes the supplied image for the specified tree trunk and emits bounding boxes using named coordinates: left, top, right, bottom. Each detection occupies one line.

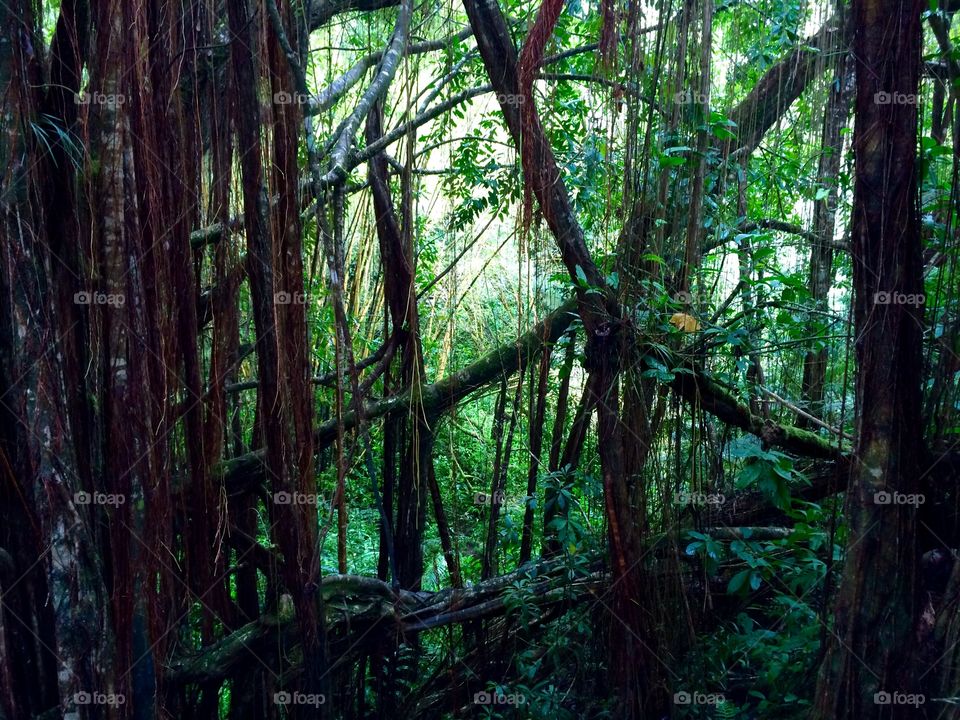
left=799, top=43, right=854, bottom=427
left=812, top=0, right=925, bottom=715
left=520, top=345, right=551, bottom=564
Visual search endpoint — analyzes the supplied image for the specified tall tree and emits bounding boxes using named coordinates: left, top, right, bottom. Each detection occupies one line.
left=813, top=0, right=925, bottom=715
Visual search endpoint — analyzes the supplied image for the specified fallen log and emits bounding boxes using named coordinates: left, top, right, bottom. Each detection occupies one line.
left=668, top=359, right=845, bottom=460
left=166, top=526, right=813, bottom=686
left=165, top=555, right=605, bottom=684
left=212, top=298, right=579, bottom=494
left=215, top=305, right=849, bottom=500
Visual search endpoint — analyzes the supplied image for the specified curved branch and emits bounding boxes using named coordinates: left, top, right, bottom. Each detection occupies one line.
left=316, top=25, right=473, bottom=113
left=722, top=11, right=848, bottom=158
left=325, top=0, right=412, bottom=183
left=348, top=84, right=493, bottom=168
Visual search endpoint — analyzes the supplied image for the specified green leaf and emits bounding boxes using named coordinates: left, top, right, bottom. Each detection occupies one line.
left=711, top=125, right=737, bottom=140
left=727, top=569, right=751, bottom=595
left=574, top=265, right=588, bottom=288
left=736, top=462, right=765, bottom=489
left=659, top=155, right=686, bottom=167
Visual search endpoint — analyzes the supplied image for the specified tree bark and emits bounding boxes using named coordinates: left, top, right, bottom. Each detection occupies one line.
left=799, top=46, right=854, bottom=427
left=812, top=0, right=925, bottom=714
left=228, top=0, right=328, bottom=710
left=520, top=345, right=551, bottom=564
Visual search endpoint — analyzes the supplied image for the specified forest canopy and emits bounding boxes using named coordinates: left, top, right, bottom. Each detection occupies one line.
left=0, top=0, right=958, bottom=716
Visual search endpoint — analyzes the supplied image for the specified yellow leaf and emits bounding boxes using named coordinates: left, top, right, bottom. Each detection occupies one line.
left=669, top=312, right=700, bottom=332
